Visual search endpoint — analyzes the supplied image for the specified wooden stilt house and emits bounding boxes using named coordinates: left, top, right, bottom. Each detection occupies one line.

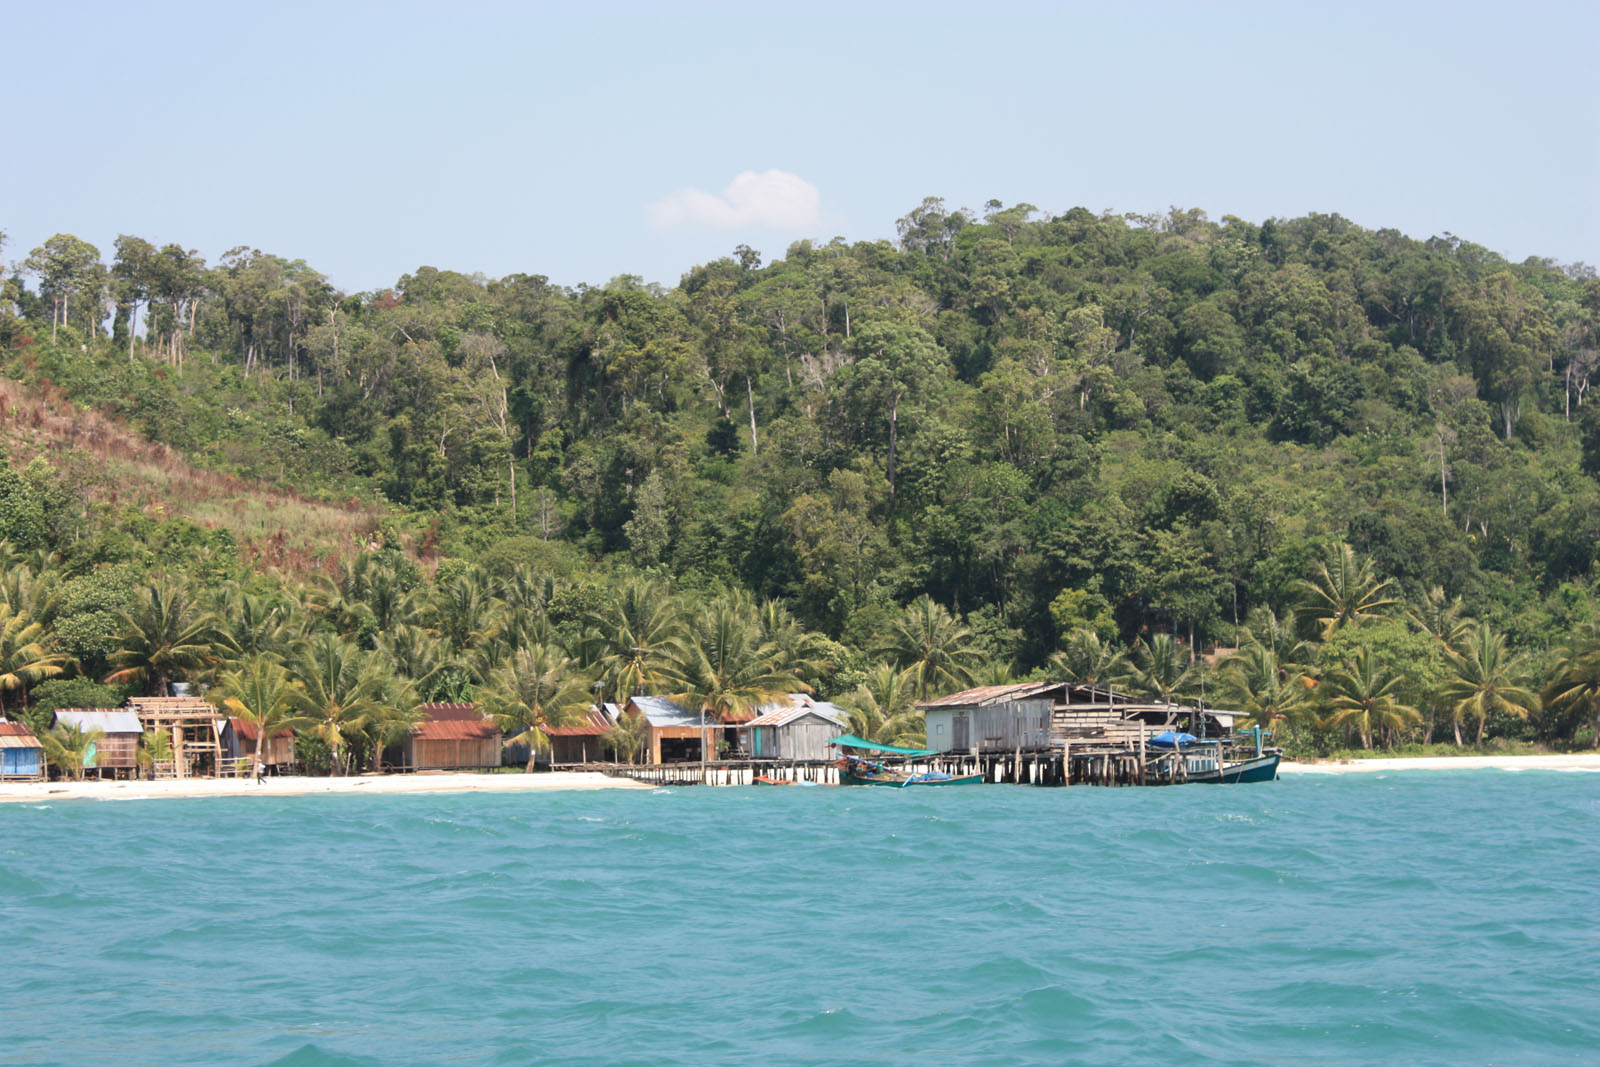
left=623, top=696, right=704, bottom=764
left=128, top=696, right=225, bottom=778
left=743, top=695, right=850, bottom=761
left=222, top=718, right=297, bottom=774
left=543, top=704, right=619, bottom=766
left=0, top=720, right=44, bottom=781
left=403, top=703, right=503, bottom=771
left=52, top=709, right=143, bottom=778
left=920, top=683, right=1062, bottom=755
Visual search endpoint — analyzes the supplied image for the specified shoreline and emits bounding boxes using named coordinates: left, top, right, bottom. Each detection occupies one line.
left=1279, top=753, right=1600, bottom=774
left=0, top=770, right=656, bottom=804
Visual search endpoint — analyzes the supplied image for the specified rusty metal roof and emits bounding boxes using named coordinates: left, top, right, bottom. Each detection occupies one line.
left=419, top=703, right=479, bottom=721
left=746, top=695, right=848, bottom=730
left=228, top=717, right=296, bottom=742
left=919, top=682, right=1064, bottom=709
left=543, top=706, right=614, bottom=737
left=0, top=720, right=42, bottom=748
left=415, top=718, right=500, bottom=741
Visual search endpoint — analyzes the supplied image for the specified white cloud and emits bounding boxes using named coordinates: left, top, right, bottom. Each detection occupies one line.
left=648, top=170, right=822, bottom=230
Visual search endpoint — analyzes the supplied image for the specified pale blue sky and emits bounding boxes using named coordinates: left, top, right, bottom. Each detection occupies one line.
left=3, top=0, right=1595, bottom=293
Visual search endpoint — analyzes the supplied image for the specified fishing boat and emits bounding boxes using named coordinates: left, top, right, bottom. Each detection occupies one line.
left=829, top=735, right=984, bottom=787
left=1150, top=730, right=1281, bottom=784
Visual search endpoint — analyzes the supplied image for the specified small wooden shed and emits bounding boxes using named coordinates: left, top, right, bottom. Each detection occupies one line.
left=543, top=704, right=619, bottom=765
left=744, top=695, right=849, bottom=761
left=54, top=709, right=144, bottom=778
left=223, top=718, right=297, bottom=772
left=404, top=703, right=503, bottom=771
left=0, top=720, right=44, bottom=781
left=920, top=683, right=1059, bottom=755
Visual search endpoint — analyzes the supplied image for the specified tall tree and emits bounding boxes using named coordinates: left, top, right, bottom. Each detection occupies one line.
left=106, top=583, right=234, bottom=696
left=1438, top=623, right=1538, bottom=745
left=218, top=656, right=313, bottom=781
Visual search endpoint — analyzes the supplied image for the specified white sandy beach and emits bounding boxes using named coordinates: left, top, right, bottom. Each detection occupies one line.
left=1280, top=753, right=1600, bottom=774
left=0, top=770, right=655, bottom=803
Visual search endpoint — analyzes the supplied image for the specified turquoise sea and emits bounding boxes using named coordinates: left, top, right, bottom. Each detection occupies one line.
left=3, top=772, right=1598, bottom=1065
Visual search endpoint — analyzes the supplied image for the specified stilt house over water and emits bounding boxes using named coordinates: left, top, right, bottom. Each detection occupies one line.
left=0, top=720, right=44, bottom=781
left=53, top=709, right=143, bottom=778
left=920, top=683, right=1059, bottom=755
left=742, top=695, right=850, bottom=761
left=403, top=703, right=503, bottom=771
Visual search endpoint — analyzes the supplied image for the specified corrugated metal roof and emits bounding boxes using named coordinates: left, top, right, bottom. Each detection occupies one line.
left=919, top=682, right=1066, bottom=709
left=55, top=709, right=144, bottom=734
left=415, top=718, right=500, bottom=741
left=420, top=703, right=479, bottom=721
left=628, top=696, right=700, bottom=729
left=0, top=721, right=42, bottom=748
left=543, top=706, right=615, bottom=737
left=746, top=695, right=848, bottom=730
left=228, top=717, right=296, bottom=742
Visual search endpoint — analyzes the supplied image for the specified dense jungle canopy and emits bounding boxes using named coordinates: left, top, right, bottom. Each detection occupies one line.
left=1, top=200, right=1599, bottom=760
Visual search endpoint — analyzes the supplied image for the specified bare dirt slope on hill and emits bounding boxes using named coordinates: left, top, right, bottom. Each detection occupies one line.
left=0, top=376, right=387, bottom=576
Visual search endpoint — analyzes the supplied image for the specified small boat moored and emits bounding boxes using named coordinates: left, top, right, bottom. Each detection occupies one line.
left=829, top=734, right=985, bottom=787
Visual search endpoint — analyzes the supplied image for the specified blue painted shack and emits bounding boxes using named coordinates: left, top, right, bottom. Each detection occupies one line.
left=0, top=720, right=45, bottom=781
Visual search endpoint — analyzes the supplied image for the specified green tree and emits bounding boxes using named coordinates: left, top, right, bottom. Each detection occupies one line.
left=874, top=595, right=982, bottom=701
left=106, top=582, right=234, bottom=696
left=485, top=644, right=594, bottom=772
left=1298, top=543, right=1399, bottom=639
left=1322, top=646, right=1421, bottom=749
left=218, top=655, right=313, bottom=781
left=289, top=633, right=387, bottom=775
left=1438, top=624, right=1538, bottom=745
left=671, top=596, right=799, bottom=780
left=43, top=720, right=103, bottom=781
left=0, top=605, right=67, bottom=719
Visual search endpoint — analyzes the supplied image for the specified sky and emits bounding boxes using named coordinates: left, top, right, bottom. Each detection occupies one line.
left=3, top=0, right=1596, bottom=294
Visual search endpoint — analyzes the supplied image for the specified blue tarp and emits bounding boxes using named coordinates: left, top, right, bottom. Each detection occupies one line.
left=1150, top=731, right=1198, bottom=748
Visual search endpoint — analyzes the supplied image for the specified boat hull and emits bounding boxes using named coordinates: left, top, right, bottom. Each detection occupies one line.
left=1188, top=752, right=1281, bottom=784
left=840, top=770, right=985, bottom=787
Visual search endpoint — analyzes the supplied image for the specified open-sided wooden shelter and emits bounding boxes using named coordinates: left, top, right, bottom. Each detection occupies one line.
left=128, top=696, right=225, bottom=778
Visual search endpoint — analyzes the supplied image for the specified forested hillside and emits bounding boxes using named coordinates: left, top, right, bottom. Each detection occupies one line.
left=2, top=201, right=1598, bottom=760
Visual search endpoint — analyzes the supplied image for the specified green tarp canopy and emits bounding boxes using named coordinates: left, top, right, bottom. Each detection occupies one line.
left=827, top=734, right=937, bottom=757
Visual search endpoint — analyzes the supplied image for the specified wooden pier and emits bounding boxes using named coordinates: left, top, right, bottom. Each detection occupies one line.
left=567, top=745, right=1223, bottom=788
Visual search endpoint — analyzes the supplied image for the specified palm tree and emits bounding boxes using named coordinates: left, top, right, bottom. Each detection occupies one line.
left=1298, top=543, right=1399, bottom=640
left=0, top=605, right=67, bottom=718
left=1241, top=607, right=1316, bottom=671
left=43, top=721, right=103, bottom=781
left=754, top=598, right=833, bottom=686
left=601, top=710, right=650, bottom=764
left=671, top=596, right=799, bottom=780
left=1539, top=626, right=1600, bottom=745
left=874, top=595, right=982, bottom=701
left=214, top=587, right=296, bottom=661
left=1437, top=624, right=1538, bottom=746
left=838, top=663, right=924, bottom=746
left=376, top=624, right=458, bottom=700
left=1407, top=586, right=1470, bottom=648
left=426, top=566, right=505, bottom=653
left=1321, top=646, right=1420, bottom=749
left=136, top=727, right=172, bottom=779
left=1218, top=644, right=1309, bottom=740
left=364, top=679, right=424, bottom=774
left=106, top=581, right=235, bottom=695
left=1128, top=633, right=1200, bottom=706
left=485, top=644, right=594, bottom=772
left=582, top=578, right=687, bottom=702
left=1048, top=629, right=1130, bottom=688
left=217, top=655, right=313, bottom=781
left=288, top=632, right=387, bottom=775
